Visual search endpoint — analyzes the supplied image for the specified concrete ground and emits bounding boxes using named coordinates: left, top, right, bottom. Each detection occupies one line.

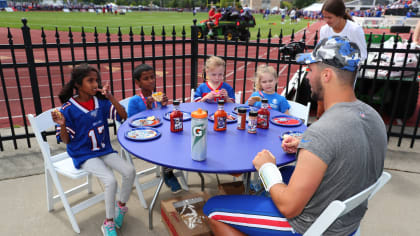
left=0, top=126, right=420, bottom=235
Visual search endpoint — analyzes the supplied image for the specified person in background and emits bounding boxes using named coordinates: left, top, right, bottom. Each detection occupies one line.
left=207, top=8, right=222, bottom=36
left=317, top=0, right=367, bottom=119
left=208, top=6, right=216, bottom=20
left=413, top=20, right=420, bottom=46
left=127, top=64, right=182, bottom=194
left=203, top=36, right=387, bottom=236
left=52, top=64, right=135, bottom=236
left=247, top=64, right=290, bottom=114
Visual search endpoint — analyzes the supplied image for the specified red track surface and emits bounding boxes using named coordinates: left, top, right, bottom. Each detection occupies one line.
left=1, top=21, right=418, bottom=128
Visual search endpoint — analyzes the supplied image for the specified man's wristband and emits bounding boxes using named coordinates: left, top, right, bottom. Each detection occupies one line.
left=258, top=163, right=283, bottom=192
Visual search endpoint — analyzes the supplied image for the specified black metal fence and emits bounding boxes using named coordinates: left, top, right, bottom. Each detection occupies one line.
left=0, top=19, right=419, bottom=151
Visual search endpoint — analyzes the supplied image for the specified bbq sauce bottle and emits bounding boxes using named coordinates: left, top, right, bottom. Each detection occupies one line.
left=213, top=100, right=227, bottom=131
left=257, top=99, right=270, bottom=129
left=170, top=100, right=183, bottom=132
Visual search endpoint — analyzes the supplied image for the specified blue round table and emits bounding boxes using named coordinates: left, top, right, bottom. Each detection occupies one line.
left=117, top=102, right=306, bottom=229
left=118, top=102, right=305, bottom=173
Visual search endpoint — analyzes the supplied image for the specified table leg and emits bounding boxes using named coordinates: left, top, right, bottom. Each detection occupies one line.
left=244, top=172, right=251, bottom=194
left=148, top=168, right=165, bottom=230
left=198, top=172, right=205, bottom=191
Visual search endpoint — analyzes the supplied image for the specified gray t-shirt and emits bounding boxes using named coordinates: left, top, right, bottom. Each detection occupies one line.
left=289, top=100, right=387, bottom=235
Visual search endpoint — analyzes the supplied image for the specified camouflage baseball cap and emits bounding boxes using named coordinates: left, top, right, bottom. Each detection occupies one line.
left=296, top=36, right=361, bottom=72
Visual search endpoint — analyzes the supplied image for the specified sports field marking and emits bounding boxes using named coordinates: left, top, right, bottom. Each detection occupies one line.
left=104, top=65, right=121, bottom=72
left=0, top=56, right=11, bottom=60
left=155, top=71, right=168, bottom=77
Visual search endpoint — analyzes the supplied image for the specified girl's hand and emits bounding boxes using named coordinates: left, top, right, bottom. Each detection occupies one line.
left=220, top=89, right=228, bottom=99
left=203, top=92, right=215, bottom=102
left=97, top=82, right=112, bottom=99
left=248, top=97, right=256, bottom=106
left=161, top=94, right=168, bottom=106
left=146, top=97, right=155, bottom=109
left=51, top=109, right=65, bottom=126
left=281, top=136, right=300, bottom=154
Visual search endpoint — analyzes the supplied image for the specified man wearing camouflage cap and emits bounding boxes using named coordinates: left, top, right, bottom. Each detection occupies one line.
left=204, top=36, right=387, bottom=236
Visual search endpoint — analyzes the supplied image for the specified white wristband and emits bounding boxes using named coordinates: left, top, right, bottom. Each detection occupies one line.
left=258, top=163, right=283, bottom=192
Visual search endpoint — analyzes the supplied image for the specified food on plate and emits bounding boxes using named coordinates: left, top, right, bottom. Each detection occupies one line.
left=227, top=114, right=236, bottom=121
left=212, top=90, right=221, bottom=97
left=53, top=109, right=62, bottom=119
left=282, top=132, right=303, bottom=140
left=146, top=116, right=156, bottom=121
left=152, top=92, right=163, bottom=102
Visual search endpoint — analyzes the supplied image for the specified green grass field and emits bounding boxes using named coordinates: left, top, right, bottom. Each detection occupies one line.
left=0, top=11, right=309, bottom=39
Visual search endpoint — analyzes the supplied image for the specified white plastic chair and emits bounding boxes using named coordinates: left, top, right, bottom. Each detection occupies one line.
left=303, top=171, right=392, bottom=236
left=28, top=109, right=105, bottom=234
left=117, top=97, right=188, bottom=208
left=288, top=100, right=311, bottom=125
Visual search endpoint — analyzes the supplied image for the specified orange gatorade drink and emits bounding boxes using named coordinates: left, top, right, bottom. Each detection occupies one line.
left=191, top=108, right=208, bottom=161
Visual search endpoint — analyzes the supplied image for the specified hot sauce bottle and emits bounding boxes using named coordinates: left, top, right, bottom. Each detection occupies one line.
left=170, top=100, right=183, bottom=132
left=213, top=99, right=227, bottom=131
left=257, top=98, right=270, bottom=129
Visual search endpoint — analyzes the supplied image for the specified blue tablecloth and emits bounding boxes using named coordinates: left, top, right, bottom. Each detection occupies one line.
left=117, top=102, right=306, bottom=174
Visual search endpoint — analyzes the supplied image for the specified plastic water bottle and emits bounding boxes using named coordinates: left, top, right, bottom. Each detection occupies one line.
left=191, top=108, right=208, bottom=161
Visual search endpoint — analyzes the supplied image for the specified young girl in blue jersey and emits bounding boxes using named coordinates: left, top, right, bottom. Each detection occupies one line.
left=52, top=64, right=136, bottom=236
left=127, top=64, right=182, bottom=193
left=194, top=56, right=235, bottom=103
left=247, top=65, right=290, bottom=114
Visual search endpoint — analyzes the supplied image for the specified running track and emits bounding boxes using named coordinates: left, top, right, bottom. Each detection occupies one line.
left=1, top=21, right=418, bottom=128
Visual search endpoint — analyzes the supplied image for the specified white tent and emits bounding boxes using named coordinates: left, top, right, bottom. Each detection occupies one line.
left=302, top=3, right=323, bottom=13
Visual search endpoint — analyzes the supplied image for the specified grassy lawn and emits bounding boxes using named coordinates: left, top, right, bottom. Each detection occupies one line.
left=0, top=11, right=309, bottom=39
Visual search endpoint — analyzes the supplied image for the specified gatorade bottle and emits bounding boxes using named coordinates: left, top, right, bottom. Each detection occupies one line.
left=213, top=99, right=227, bottom=131
left=191, top=108, right=208, bottom=161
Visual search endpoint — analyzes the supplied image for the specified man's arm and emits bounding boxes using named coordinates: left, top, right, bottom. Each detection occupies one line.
left=253, top=149, right=327, bottom=218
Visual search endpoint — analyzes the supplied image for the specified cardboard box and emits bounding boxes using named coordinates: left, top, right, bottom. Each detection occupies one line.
left=161, top=191, right=213, bottom=236
left=218, top=181, right=245, bottom=195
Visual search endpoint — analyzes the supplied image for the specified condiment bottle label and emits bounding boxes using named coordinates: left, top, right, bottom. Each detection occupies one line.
left=173, top=118, right=183, bottom=130
left=257, top=114, right=268, bottom=127
left=248, top=119, right=257, bottom=133
left=237, top=116, right=243, bottom=129
left=216, top=117, right=227, bottom=129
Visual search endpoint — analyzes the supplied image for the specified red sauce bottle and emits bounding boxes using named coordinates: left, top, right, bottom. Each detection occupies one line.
left=213, top=100, right=227, bottom=131
left=170, top=100, right=183, bottom=132
left=257, top=98, right=270, bottom=129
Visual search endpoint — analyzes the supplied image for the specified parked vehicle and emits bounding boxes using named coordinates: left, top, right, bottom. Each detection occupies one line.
left=196, top=10, right=256, bottom=41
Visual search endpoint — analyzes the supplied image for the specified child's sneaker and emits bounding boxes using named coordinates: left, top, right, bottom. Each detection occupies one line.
left=101, top=220, right=117, bottom=236
left=114, top=203, right=128, bottom=229
left=164, top=172, right=182, bottom=194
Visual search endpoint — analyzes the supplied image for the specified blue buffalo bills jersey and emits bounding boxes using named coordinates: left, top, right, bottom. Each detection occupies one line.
left=194, top=82, right=235, bottom=103
left=56, top=96, right=121, bottom=169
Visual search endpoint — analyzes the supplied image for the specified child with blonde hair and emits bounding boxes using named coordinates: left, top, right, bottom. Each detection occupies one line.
left=247, top=64, right=290, bottom=114
left=194, top=56, right=235, bottom=103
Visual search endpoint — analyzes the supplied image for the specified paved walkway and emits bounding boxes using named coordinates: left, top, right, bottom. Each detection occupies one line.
left=1, top=127, right=420, bottom=236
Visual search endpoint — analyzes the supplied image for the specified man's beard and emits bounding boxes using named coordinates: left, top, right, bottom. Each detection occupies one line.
left=311, top=79, right=323, bottom=101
